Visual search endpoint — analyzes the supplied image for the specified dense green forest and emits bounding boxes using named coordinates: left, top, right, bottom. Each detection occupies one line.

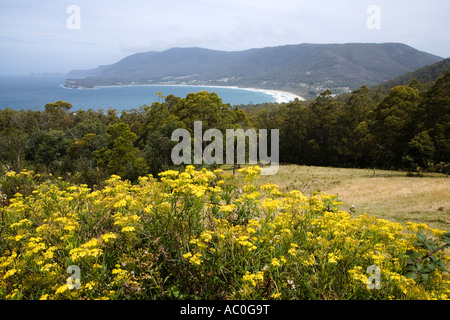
left=1, top=70, right=449, bottom=190
left=246, top=70, right=449, bottom=171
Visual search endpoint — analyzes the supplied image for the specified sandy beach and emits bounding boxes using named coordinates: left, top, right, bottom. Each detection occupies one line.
left=240, top=87, right=305, bottom=103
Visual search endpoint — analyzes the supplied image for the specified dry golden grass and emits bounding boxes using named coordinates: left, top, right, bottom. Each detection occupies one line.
left=233, top=164, right=450, bottom=231
left=327, top=176, right=449, bottom=230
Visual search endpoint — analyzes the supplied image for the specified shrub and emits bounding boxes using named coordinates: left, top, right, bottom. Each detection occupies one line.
left=0, top=167, right=449, bottom=300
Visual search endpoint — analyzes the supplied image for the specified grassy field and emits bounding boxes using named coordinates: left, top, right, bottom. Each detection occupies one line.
left=228, top=164, right=450, bottom=232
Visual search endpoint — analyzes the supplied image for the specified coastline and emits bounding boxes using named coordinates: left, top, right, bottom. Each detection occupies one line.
left=239, top=87, right=305, bottom=103
left=65, top=82, right=304, bottom=104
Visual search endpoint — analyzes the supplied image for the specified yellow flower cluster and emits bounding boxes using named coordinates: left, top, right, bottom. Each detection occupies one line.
left=242, top=271, right=264, bottom=287
left=183, top=252, right=203, bottom=266
left=260, top=183, right=282, bottom=197
left=113, top=213, right=140, bottom=230
left=327, top=251, right=343, bottom=264
left=219, top=204, right=237, bottom=214
left=69, top=238, right=103, bottom=263
left=238, top=166, right=261, bottom=182
left=0, top=166, right=448, bottom=300
left=101, top=232, right=118, bottom=243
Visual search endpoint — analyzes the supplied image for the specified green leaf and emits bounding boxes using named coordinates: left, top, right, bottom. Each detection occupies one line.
left=413, top=241, right=427, bottom=248
left=441, top=233, right=450, bottom=245
left=405, top=271, right=417, bottom=280
left=423, top=263, right=435, bottom=273
left=437, top=260, right=447, bottom=272
left=404, top=264, right=417, bottom=272
left=421, top=273, right=430, bottom=282
left=416, top=262, right=423, bottom=271
left=416, top=233, right=427, bottom=243
left=405, top=250, right=420, bottom=262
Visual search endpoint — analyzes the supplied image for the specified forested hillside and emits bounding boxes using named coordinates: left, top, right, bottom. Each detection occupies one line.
left=65, top=43, right=443, bottom=98
left=374, top=58, right=450, bottom=93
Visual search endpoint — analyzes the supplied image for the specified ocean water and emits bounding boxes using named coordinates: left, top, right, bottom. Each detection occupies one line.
left=0, top=75, right=279, bottom=112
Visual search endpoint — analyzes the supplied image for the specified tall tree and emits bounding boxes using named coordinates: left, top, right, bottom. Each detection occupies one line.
left=0, top=128, right=26, bottom=171
left=25, top=129, right=70, bottom=174
left=419, top=71, right=450, bottom=165
left=403, top=131, right=435, bottom=172
left=93, top=123, right=146, bottom=179
left=277, top=101, right=309, bottom=164
left=369, top=86, right=422, bottom=168
left=338, top=85, right=374, bottom=166
left=171, top=91, right=237, bottom=132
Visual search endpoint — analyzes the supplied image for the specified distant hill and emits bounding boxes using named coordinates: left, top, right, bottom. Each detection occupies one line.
left=373, top=58, right=450, bottom=92
left=65, top=43, right=443, bottom=98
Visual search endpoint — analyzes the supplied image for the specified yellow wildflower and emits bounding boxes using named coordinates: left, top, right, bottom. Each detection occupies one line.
left=247, top=227, right=257, bottom=234
left=183, top=252, right=192, bottom=259
left=303, top=254, right=316, bottom=266
left=271, top=292, right=282, bottom=299
left=9, top=219, right=32, bottom=230
left=219, top=204, right=237, bottom=214
left=271, top=258, right=281, bottom=267
left=3, top=268, right=18, bottom=279
left=113, top=199, right=127, bottom=208
left=261, top=198, right=280, bottom=213
left=14, top=234, right=25, bottom=242
left=101, top=232, right=118, bottom=243
left=242, top=271, right=264, bottom=287
left=327, top=252, right=342, bottom=264
left=238, top=166, right=261, bottom=181
left=189, top=253, right=202, bottom=266
left=159, top=170, right=180, bottom=179
left=288, top=247, right=297, bottom=257
left=55, top=284, right=68, bottom=295
left=121, top=226, right=135, bottom=233
left=84, top=281, right=96, bottom=291
left=144, top=204, right=153, bottom=214
left=200, top=231, right=213, bottom=243
left=261, top=183, right=282, bottom=197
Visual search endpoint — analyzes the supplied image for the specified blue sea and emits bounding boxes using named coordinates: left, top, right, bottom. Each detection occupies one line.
left=0, top=75, right=277, bottom=112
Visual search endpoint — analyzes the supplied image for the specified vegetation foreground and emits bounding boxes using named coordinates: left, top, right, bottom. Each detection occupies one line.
left=1, top=167, right=449, bottom=300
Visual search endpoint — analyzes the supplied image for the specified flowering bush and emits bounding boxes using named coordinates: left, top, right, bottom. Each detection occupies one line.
left=0, top=167, right=449, bottom=300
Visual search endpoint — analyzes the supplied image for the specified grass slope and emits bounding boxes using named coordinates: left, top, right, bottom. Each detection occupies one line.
left=243, top=165, right=450, bottom=231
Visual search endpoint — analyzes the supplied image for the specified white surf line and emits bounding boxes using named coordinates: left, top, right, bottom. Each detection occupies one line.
left=234, top=87, right=305, bottom=103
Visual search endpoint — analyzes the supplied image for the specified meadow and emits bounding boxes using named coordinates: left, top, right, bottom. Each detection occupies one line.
left=1, top=166, right=449, bottom=300
left=255, top=165, right=450, bottom=232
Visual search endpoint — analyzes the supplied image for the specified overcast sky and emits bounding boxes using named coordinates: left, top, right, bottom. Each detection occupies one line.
left=1, top=0, right=449, bottom=75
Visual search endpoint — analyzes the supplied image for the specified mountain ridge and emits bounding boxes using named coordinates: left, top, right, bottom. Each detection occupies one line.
left=65, top=43, right=443, bottom=98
